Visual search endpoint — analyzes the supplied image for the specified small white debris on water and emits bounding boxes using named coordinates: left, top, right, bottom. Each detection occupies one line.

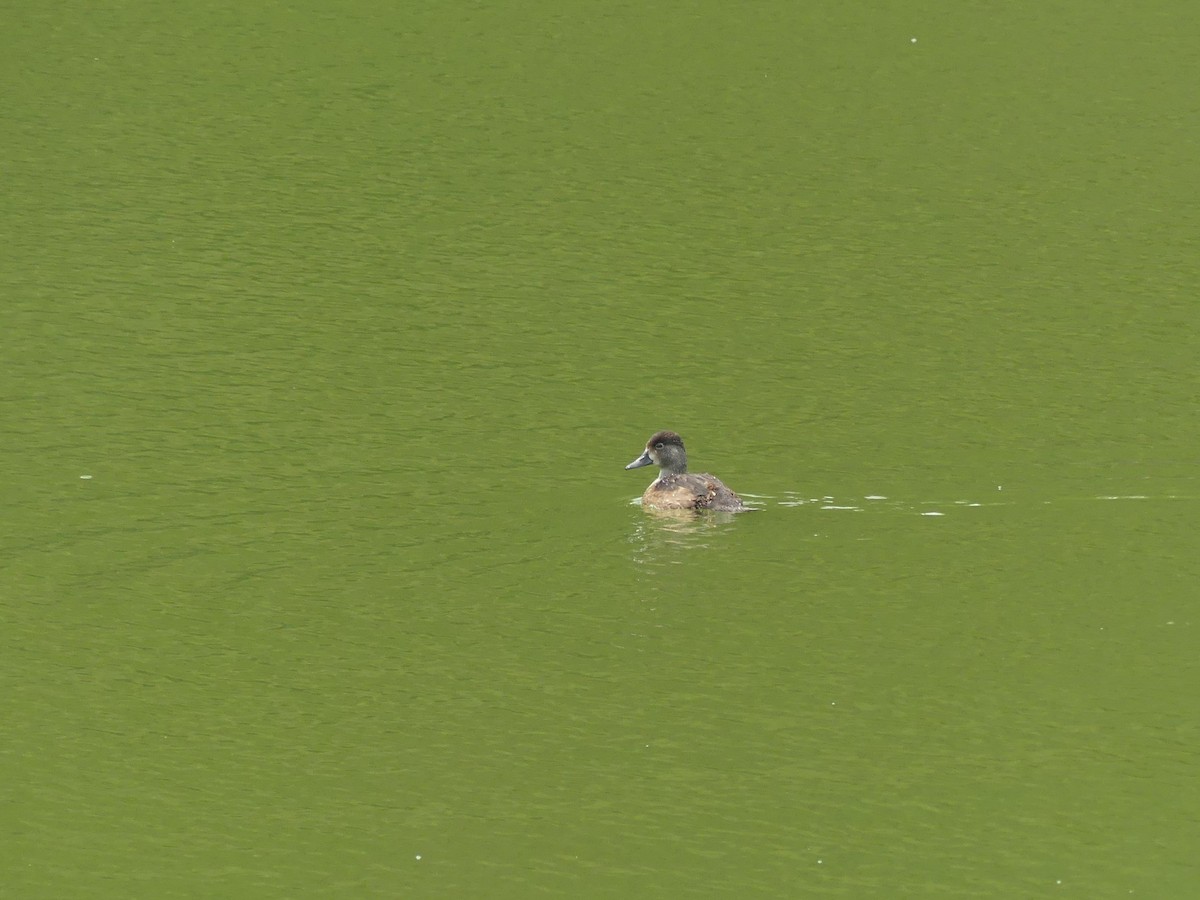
left=997, top=485, right=1002, bottom=490
left=80, top=475, right=93, bottom=480
left=865, top=495, right=887, bottom=500
left=415, top=855, right=422, bottom=861
left=921, top=511, right=944, bottom=516
left=910, top=37, right=917, bottom=43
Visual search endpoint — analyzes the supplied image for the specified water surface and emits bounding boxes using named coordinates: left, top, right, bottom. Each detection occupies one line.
left=4, top=1, right=1198, bottom=896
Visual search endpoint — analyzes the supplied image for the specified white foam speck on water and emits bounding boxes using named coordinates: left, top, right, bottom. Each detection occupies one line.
left=921, top=511, right=944, bottom=516
left=864, top=495, right=887, bottom=501
left=80, top=475, right=93, bottom=480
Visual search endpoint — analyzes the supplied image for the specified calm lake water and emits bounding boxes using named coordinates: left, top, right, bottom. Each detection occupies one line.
left=4, top=1, right=1198, bottom=897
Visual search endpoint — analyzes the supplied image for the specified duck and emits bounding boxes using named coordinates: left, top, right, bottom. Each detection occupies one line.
left=625, top=431, right=746, bottom=512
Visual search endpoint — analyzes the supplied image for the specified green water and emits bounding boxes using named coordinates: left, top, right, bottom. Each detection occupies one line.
left=4, top=1, right=1198, bottom=896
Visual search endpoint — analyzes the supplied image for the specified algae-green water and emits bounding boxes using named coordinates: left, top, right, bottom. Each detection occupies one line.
left=4, top=2, right=1198, bottom=896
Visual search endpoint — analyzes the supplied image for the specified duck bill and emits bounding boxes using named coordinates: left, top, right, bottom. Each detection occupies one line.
left=625, top=450, right=653, bottom=470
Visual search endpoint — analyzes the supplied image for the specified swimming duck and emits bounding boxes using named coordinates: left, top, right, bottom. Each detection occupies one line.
left=625, top=431, right=745, bottom=512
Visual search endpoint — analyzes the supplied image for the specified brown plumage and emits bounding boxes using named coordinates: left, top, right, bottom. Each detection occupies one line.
left=625, top=431, right=745, bottom=512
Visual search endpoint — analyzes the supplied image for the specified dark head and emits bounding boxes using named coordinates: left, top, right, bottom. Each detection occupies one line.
left=625, top=430, right=688, bottom=475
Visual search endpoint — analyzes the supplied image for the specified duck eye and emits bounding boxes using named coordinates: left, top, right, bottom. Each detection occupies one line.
left=654, top=442, right=664, bottom=450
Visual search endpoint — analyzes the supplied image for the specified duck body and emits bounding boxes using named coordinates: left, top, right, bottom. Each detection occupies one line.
left=625, top=431, right=745, bottom=512
left=642, top=472, right=745, bottom=511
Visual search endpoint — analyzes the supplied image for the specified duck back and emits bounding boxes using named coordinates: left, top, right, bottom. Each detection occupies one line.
left=644, top=473, right=745, bottom=511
